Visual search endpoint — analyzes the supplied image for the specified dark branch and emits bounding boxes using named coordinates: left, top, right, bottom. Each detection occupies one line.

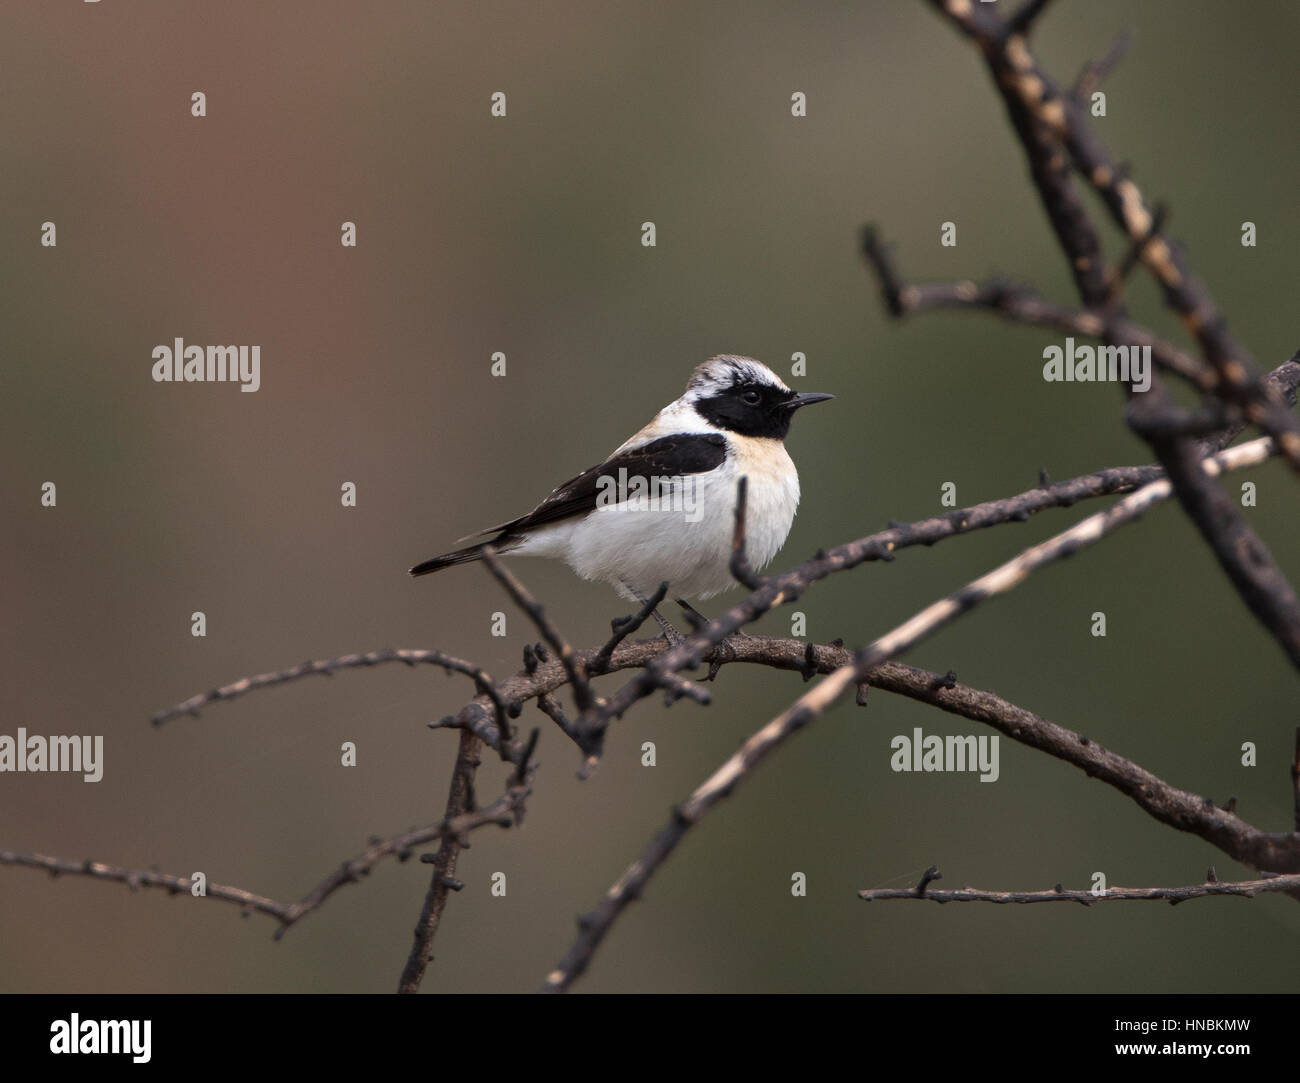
left=729, top=476, right=766, bottom=590
left=1071, top=29, right=1133, bottom=104
left=1005, top=0, right=1056, bottom=40
left=151, top=647, right=513, bottom=733
left=0, top=768, right=532, bottom=943
left=589, top=581, right=668, bottom=675
left=480, top=546, right=597, bottom=714
left=859, top=872, right=1300, bottom=905
left=1292, top=727, right=1300, bottom=835
left=0, top=850, right=292, bottom=922
left=285, top=759, right=530, bottom=944
left=860, top=227, right=1211, bottom=389
left=398, top=730, right=486, bottom=993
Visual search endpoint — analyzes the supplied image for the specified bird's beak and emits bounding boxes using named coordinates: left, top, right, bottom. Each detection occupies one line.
left=785, top=392, right=834, bottom=410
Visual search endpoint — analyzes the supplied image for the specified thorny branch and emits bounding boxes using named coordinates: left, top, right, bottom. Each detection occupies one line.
left=922, top=0, right=1300, bottom=671
left=0, top=766, right=532, bottom=937
left=539, top=438, right=1293, bottom=992
left=858, top=872, right=1300, bottom=906
left=151, top=647, right=516, bottom=742
left=398, top=730, right=483, bottom=992
left=479, top=546, right=597, bottom=716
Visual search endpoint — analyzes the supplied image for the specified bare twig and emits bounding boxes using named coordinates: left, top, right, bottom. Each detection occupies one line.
left=0, top=769, right=532, bottom=941
left=1071, top=29, right=1133, bottom=104
left=589, top=582, right=669, bottom=674
left=151, top=647, right=515, bottom=740
left=1105, top=201, right=1168, bottom=307
left=280, top=765, right=530, bottom=942
left=0, top=850, right=293, bottom=922
left=729, top=476, right=765, bottom=589
left=1292, top=728, right=1300, bottom=835
left=1198, top=352, right=1300, bottom=456
left=1005, top=0, right=1055, bottom=39
left=859, top=873, right=1300, bottom=905
left=398, top=729, right=484, bottom=993
left=861, top=227, right=1211, bottom=388
left=479, top=546, right=597, bottom=714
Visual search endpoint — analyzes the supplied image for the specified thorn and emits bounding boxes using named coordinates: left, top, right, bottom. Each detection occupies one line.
left=800, top=643, right=818, bottom=682
left=514, top=727, right=540, bottom=785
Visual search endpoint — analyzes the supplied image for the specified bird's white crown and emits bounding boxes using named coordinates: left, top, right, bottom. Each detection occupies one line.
left=684, top=355, right=790, bottom=400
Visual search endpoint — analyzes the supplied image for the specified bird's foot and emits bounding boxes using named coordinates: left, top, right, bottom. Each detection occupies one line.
left=675, top=598, right=752, bottom=640
left=675, top=598, right=709, bottom=631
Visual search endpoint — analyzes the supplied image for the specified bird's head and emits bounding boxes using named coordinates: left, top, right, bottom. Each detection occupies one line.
left=684, top=355, right=833, bottom=439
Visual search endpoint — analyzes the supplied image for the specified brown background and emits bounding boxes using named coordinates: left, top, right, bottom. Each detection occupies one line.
left=2, top=0, right=1297, bottom=992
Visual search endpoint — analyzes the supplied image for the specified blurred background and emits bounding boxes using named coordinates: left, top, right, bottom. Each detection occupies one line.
left=2, top=0, right=1297, bottom=993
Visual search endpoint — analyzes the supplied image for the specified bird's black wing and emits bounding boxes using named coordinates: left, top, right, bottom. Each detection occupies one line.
left=489, top=432, right=727, bottom=536
left=409, top=433, right=728, bottom=577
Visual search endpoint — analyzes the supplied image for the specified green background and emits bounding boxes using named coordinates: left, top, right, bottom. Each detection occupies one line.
left=2, top=0, right=1297, bottom=993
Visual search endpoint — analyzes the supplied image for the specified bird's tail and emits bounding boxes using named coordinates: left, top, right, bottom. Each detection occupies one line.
left=408, top=535, right=521, bottom=577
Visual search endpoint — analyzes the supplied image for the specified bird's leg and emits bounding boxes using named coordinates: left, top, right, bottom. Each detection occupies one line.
left=650, top=607, right=685, bottom=647
left=677, top=597, right=751, bottom=639
left=623, top=581, right=684, bottom=647
left=675, top=597, right=754, bottom=681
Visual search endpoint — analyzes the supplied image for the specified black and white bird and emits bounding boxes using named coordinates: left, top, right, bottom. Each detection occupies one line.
left=410, top=356, right=832, bottom=632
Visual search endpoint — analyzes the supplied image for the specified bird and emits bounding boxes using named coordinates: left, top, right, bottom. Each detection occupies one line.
left=409, top=355, right=832, bottom=638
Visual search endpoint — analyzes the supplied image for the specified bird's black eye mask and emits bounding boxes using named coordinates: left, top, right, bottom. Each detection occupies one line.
left=694, top=383, right=800, bottom=438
